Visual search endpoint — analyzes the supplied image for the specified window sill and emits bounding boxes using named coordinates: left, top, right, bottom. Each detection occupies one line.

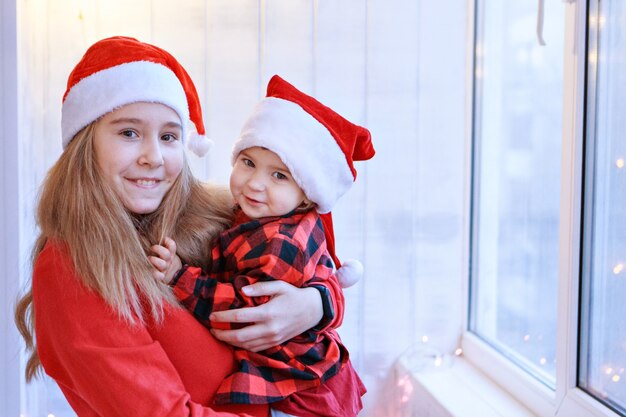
left=399, top=355, right=537, bottom=417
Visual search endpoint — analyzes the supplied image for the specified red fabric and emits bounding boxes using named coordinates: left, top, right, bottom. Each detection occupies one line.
left=32, top=240, right=268, bottom=417
left=319, top=212, right=341, bottom=269
left=273, top=361, right=367, bottom=417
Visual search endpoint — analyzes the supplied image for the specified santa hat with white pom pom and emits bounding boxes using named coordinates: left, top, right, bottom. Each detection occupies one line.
left=61, top=36, right=211, bottom=156
left=232, top=75, right=375, bottom=287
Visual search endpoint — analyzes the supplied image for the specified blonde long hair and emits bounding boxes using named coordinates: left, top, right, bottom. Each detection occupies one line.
left=14, top=123, right=233, bottom=381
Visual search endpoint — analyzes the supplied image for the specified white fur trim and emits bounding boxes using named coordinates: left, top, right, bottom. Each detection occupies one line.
left=336, top=259, right=363, bottom=288
left=61, top=61, right=190, bottom=147
left=231, top=97, right=354, bottom=213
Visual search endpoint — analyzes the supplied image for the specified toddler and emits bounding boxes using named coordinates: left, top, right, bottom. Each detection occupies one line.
left=152, top=75, right=374, bottom=417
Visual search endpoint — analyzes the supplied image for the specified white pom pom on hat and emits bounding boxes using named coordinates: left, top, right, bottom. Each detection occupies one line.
left=233, top=75, right=375, bottom=286
left=336, top=259, right=364, bottom=288
left=187, top=131, right=214, bottom=158
left=61, top=36, right=210, bottom=157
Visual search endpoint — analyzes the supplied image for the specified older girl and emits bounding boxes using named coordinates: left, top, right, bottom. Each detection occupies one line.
left=14, top=36, right=343, bottom=417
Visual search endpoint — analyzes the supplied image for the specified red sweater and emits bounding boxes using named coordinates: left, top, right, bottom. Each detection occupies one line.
left=32, top=240, right=268, bottom=417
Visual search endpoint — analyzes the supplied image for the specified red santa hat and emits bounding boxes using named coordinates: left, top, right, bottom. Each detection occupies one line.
left=232, top=75, right=375, bottom=287
left=61, top=36, right=211, bottom=156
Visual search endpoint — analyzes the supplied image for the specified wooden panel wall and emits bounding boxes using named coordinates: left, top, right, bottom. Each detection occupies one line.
left=1, top=2, right=20, bottom=417
left=16, top=1, right=468, bottom=414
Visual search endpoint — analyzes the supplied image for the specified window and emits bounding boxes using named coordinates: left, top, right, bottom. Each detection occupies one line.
left=579, top=0, right=626, bottom=413
left=465, top=1, right=626, bottom=416
left=469, top=0, right=565, bottom=388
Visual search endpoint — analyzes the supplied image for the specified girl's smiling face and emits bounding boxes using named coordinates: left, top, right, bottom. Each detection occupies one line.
left=93, top=102, right=184, bottom=214
left=230, top=146, right=309, bottom=218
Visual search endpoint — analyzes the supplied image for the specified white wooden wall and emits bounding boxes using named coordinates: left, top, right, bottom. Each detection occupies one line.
left=12, top=1, right=468, bottom=415
left=1, top=2, right=20, bottom=417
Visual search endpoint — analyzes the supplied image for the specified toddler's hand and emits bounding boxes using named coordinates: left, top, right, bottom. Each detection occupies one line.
left=149, top=237, right=182, bottom=284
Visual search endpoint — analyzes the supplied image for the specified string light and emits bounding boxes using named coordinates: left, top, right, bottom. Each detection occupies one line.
left=475, top=43, right=484, bottom=57
left=434, top=356, right=443, bottom=367
left=523, top=334, right=531, bottom=342
left=397, top=375, right=410, bottom=387
left=455, top=348, right=463, bottom=356
left=613, top=263, right=624, bottom=275
left=612, top=375, right=620, bottom=383
left=397, top=375, right=413, bottom=403
left=617, top=158, right=625, bottom=169
left=539, top=357, right=547, bottom=366
left=421, top=335, right=429, bottom=343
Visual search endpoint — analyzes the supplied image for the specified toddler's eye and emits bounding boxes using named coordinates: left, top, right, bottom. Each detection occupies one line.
left=243, top=158, right=255, bottom=168
left=273, top=172, right=288, bottom=180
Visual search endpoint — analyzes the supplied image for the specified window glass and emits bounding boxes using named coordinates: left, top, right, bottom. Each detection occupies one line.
left=470, top=0, right=565, bottom=387
left=579, top=1, right=626, bottom=412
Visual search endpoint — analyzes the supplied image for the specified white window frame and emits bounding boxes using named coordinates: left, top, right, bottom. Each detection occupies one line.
left=461, top=1, right=622, bottom=416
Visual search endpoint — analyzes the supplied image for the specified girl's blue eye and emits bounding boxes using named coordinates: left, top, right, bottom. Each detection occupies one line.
left=161, top=133, right=178, bottom=142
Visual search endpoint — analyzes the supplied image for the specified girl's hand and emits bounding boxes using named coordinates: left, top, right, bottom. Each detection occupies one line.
left=149, top=237, right=182, bottom=284
left=209, top=281, right=323, bottom=352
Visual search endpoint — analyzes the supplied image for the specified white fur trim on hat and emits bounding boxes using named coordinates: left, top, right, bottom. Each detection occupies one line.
left=61, top=61, right=190, bottom=147
left=231, top=97, right=354, bottom=214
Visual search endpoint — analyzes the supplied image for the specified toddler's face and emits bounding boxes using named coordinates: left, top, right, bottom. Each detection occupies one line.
left=230, top=146, right=308, bottom=218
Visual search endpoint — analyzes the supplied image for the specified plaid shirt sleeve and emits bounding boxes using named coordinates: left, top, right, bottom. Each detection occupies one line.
left=171, top=212, right=333, bottom=330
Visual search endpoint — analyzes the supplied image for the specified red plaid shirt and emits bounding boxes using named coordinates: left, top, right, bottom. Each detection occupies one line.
left=171, top=209, right=353, bottom=407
